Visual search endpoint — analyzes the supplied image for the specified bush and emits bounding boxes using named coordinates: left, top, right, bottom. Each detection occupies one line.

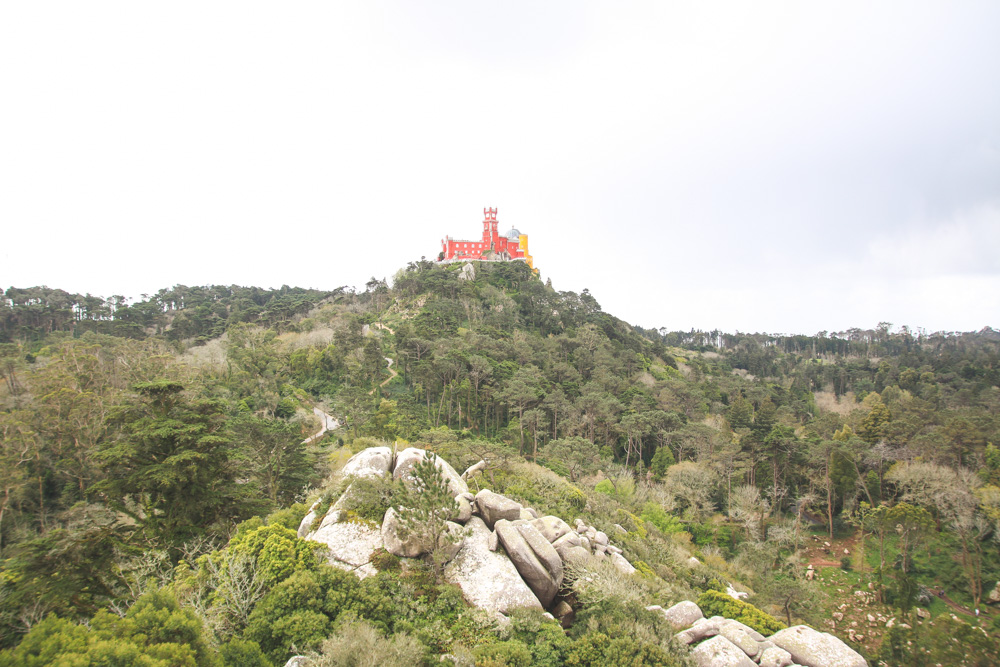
left=244, top=567, right=363, bottom=663
left=695, top=590, right=785, bottom=636
left=227, top=523, right=320, bottom=588
left=564, top=632, right=679, bottom=666
left=840, top=556, right=852, bottom=571
left=640, top=503, right=683, bottom=535
left=595, top=480, right=615, bottom=496
left=219, top=638, right=272, bottom=667
left=369, top=548, right=401, bottom=572
left=474, top=640, right=534, bottom=667
left=310, top=619, right=428, bottom=667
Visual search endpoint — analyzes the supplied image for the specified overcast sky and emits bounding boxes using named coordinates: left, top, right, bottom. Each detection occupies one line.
left=2, top=2, right=998, bottom=335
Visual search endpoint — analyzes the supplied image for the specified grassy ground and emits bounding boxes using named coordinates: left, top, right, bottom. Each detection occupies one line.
left=799, top=526, right=997, bottom=658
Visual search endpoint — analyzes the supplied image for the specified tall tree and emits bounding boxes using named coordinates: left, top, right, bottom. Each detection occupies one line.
left=96, top=381, right=251, bottom=553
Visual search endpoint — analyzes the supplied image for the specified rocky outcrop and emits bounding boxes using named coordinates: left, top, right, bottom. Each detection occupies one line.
left=718, top=619, right=766, bottom=661
left=303, top=447, right=638, bottom=616
left=475, top=489, right=522, bottom=529
left=443, top=517, right=542, bottom=614
left=670, top=602, right=867, bottom=667
left=758, top=645, right=794, bottom=667
left=649, top=600, right=704, bottom=629
left=381, top=507, right=424, bottom=558
left=551, top=531, right=591, bottom=565
left=495, top=519, right=564, bottom=607
left=453, top=495, right=473, bottom=524
left=340, top=446, right=393, bottom=479
left=297, top=501, right=320, bottom=538
left=691, top=635, right=757, bottom=667
left=461, top=460, right=485, bottom=480
left=309, top=516, right=382, bottom=579
left=531, top=515, right=573, bottom=543
left=769, top=625, right=867, bottom=667
left=609, top=552, right=637, bottom=575
left=675, top=616, right=725, bottom=645
left=393, top=447, right=468, bottom=497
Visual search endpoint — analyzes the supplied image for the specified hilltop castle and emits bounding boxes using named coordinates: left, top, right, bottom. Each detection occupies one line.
left=439, top=208, right=534, bottom=270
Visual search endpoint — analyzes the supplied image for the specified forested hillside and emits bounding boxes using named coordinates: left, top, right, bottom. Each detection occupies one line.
left=1, top=260, right=998, bottom=666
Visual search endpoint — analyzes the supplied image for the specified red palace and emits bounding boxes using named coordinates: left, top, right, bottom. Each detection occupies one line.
left=439, top=208, right=534, bottom=270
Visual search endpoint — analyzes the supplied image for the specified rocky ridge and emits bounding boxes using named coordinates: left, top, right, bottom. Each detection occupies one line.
left=300, top=446, right=636, bottom=618
left=299, top=447, right=868, bottom=666
left=653, top=600, right=868, bottom=667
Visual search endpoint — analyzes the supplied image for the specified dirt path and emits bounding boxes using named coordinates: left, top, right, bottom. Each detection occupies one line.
left=933, top=590, right=992, bottom=617
left=302, top=407, right=340, bottom=444
left=368, top=357, right=398, bottom=395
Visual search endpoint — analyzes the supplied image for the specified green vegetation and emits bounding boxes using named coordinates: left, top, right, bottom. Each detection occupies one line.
left=696, top=590, right=786, bottom=635
left=2, top=262, right=999, bottom=664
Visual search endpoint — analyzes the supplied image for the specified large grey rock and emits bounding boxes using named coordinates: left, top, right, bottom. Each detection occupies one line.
left=461, top=459, right=486, bottom=480
left=988, top=581, right=1000, bottom=604
left=531, top=516, right=573, bottom=543
left=758, top=645, right=795, bottom=667
left=341, top=447, right=393, bottom=479
left=495, top=519, right=564, bottom=607
left=453, top=496, right=473, bottom=524
left=393, top=447, right=468, bottom=497
left=381, top=507, right=425, bottom=558
left=609, top=552, right=637, bottom=575
left=297, top=501, right=320, bottom=538
left=552, top=600, right=573, bottom=618
left=475, top=489, right=523, bottom=529
left=443, top=517, right=542, bottom=614
left=769, top=625, right=868, bottom=667
left=690, top=635, right=756, bottom=667
left=551, top=532, right=590, bottom=565
left=724, top=619, right=764, bottom=642
left=719, top=619, right=765, bottom=660
left=675, top=616, right=725, bottom=644
left=654, top=600, right=704, bottom=629
left=308, top=518, right=382, bottom=579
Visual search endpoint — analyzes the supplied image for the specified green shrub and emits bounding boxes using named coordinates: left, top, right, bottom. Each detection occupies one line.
left=244, top=567, right=363, bottom=663
left=311, top=619, right=428, bottom=667
left=228, top=523, right=320, bottom=588
left=505, top=608, right=572, bottom=667
left=564, top=632, right=679, bottom=666
left=369, top=548, right=401, bottom=572
left=473, top=639, right=533, bottom=667
left=595, top=479, right=615, bottom=496
left=640, top=503, right=683, bottom=535
left=696, top=590, right=785, bottom=636
left=264, top=503, right=310, bottom=532
left=219, top=638, right=272, bottom=667
left=0, top=591, right=219, bottom=667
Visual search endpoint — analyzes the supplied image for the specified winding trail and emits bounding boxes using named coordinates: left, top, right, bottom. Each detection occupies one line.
left=932, top=590, right=992, bottom=617
left=302, top=407, right=340, bottom=445
left=369, top=356, right=398, bottom=395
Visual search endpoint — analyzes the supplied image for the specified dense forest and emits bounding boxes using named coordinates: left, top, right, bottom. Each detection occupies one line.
left=1, top=260, right=998, bottom=666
